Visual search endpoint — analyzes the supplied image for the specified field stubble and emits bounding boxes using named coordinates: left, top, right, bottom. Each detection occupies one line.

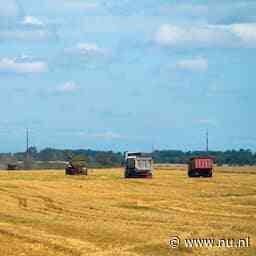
left=0, top=166, right=255, bottom=256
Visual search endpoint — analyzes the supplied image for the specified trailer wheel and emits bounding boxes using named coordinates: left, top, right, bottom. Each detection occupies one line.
left=202, top=171, right=212, bottom=177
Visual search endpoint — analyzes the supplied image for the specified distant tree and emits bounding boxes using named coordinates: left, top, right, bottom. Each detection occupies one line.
left=95, top=152, right=121, bottom=166
left=2, top=147, right=255, bottom=168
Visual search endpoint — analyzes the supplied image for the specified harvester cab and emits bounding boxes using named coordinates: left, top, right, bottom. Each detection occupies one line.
left=65, top=155, right=88, bottom=176
left=124, top=152, right=153, bottom=178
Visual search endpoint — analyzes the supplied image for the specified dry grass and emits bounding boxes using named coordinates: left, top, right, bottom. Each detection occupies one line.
left=0, top=166, right=255, bottom=256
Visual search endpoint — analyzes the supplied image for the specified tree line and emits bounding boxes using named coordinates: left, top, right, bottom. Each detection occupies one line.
left=0, top=147, right=255, bottom=169
left=152, top=149, right=256, bottom=166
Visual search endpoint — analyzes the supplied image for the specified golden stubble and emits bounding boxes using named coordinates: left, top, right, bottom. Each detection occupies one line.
left=0, top=166, right=255, bottom=256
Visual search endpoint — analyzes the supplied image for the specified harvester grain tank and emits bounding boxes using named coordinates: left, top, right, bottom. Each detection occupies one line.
left=188, top=156, right=214, bottom=177
left=124, top=152, right=153, bottom=178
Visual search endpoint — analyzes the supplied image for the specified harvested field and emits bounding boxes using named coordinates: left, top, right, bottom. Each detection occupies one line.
left=0, top=166, right=255, bottom=255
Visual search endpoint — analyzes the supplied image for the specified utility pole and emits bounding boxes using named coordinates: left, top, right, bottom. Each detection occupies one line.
left=206, top=129, right=209, bottom=152
left=26, top=128, right=29, bottom=155
left=24, top=128, right=30, bottom=170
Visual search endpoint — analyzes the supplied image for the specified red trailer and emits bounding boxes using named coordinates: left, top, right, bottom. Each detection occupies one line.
left=188, top=157, right=214, bottom=177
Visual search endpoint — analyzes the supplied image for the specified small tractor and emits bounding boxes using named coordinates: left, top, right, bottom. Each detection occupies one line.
left=188, top=156, right=214, bottom=177
left=124, top=152, right=153, bottom=178
left=65, top=155, right=88, bottom=176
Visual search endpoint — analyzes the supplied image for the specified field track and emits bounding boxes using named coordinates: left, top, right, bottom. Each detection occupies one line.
left=0, top=166, right=255, bottom=256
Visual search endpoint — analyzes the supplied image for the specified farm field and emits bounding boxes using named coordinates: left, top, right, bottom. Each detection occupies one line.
left=0, top=166, right=255, bottom=256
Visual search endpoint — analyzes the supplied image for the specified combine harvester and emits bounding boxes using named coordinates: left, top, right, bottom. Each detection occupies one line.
left=124, top=152, right=153, bottom=178
left=188, top=156, right=214, bottom=177
left=65, top=156, right=88, bottom=176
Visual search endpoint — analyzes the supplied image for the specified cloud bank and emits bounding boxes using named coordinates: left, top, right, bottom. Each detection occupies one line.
left=154, top=23, right=256, bottom=48
left=0, top=58, right=48, bottom=73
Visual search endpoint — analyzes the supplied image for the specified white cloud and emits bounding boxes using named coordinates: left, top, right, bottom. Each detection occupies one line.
left=176, top=58, right=208, bottom=72
left=22, top=16, right=44, bottom=26
left=53, top=81, right=79, bottom=93
left=86, top=131, right=122, bottom=140
left=59, top=43, right=110, bottom=71
left=154, top=24, right=231, bottom=48
left=231, top=23, right=256, bottom=46
left=64, top=43, right=107, bottom=56
left=154, top=23, right=256, bottom=48
left=0, top=58, right=48, bottom=73
left=76, top=43, right=106, bottom=55
left=77, top=43, right=100, bottom=52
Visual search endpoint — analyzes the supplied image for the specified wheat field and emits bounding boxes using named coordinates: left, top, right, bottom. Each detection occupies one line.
left=0, top=166, right=255, bottom=256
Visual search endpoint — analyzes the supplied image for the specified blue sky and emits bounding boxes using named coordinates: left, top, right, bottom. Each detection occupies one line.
left=0, top=0, right=255, bottom=152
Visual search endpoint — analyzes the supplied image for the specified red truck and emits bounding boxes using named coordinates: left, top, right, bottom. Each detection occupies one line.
left=188, top=157, right=214, bottom=177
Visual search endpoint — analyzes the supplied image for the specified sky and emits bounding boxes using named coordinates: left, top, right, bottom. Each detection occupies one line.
left=0, top=0, right=255, bottom=152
